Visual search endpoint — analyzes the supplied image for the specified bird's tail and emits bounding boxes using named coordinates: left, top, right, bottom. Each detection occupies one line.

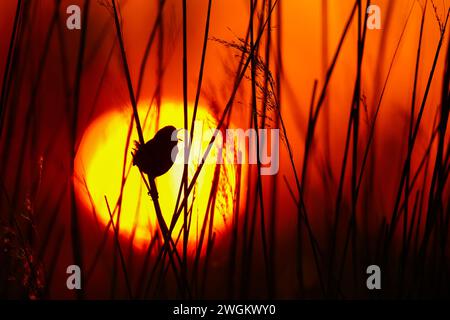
left=131, top=140, right=141, bottom=166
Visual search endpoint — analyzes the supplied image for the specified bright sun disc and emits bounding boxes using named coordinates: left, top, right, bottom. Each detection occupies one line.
left=74, top=101, right=238, bottom=252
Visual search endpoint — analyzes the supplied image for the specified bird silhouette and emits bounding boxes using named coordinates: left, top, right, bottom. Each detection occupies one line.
left=132, top=126, right=179, bottom=178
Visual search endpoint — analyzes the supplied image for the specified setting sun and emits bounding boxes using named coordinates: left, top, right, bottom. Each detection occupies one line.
left=74, top=102, right=238, bottom=252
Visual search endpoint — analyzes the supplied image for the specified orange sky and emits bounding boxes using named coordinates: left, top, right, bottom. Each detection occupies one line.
left=0, top=0, right=448, bottom=298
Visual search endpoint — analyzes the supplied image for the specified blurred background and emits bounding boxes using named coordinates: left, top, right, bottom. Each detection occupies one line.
left=0, top=0, right=449, bottom=299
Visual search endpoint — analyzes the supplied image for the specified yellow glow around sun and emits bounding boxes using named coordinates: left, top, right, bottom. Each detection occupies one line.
left=74, top=101, right=238, bottom=252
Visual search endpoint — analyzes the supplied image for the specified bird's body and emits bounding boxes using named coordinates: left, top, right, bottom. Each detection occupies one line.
left=132, top=126, right=179, bottom=178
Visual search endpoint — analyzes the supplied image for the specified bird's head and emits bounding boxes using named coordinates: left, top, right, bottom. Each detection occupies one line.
left=155, top=125, right=180, bottom=143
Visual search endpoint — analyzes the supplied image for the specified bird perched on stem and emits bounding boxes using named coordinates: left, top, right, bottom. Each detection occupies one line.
left=132, top=126, right=179, bottom=178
